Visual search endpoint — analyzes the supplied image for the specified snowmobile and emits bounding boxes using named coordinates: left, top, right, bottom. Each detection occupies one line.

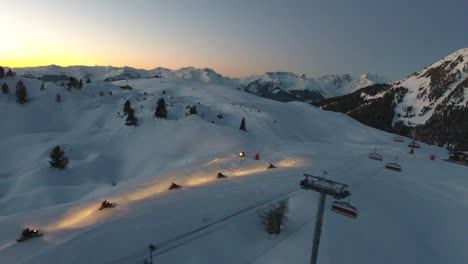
left=17, top=228, right=43, bottom=242
left=238, top=151, right=245, bottom=158
left=408, top=142, right=420, bottom=149
left=393, top=136, right=405, bottom=142
left=267, top=163, right=277, bottom=169
left=217, top=172, right=227, bottom=179
left=99, top=200, right=116, bottom=210
left=168, top=182, right=181, bottom=190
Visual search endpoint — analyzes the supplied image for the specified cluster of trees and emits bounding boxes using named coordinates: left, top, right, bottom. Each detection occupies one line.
left=1, top=80, right=28, bottom=104
left=0, top=67, right=29, bottom=104
left=67, top=77, right=83, bottom=90
left=0, top=66, right=15, bottom=78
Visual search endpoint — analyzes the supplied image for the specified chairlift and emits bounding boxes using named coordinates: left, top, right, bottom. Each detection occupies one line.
left=368, top=149, right=383, bottom=161
left=385, top=161, right=402, bottom=172
left=331, top=201, right=358, bottom=219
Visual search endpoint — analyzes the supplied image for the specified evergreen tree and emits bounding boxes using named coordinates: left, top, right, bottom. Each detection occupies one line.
left=1, top=83, right=9, bottom=94
left=40, top=82, right=45, bottom=91
left=239, top=117, right=246, bottom=131
left=86, top=78, right=91, bottom=83
left=49, top=145, right=69, bottom=169
left=0, top=66, right=4, bottom=78
left=155, top=98, right=167, bottom=119
left=99, top=91, right=104, bottom=96
left=6, top=69, right=15, bottom=77
left=15, top=81, right=28, bottom=104
left=79, top=79, right=83, bottom=89
left=189, top=105, right=198, bottom=115
left=125, top=108, right=138, bottom=126
left=67, top=77, right=80, bottom=90
left=56, top=94, right=61, bottom=103
left=123, top=100, right=132, bottom=115
left=123, top=100, right=138, bottom=126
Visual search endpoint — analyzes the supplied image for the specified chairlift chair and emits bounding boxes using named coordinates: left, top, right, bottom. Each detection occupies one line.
left=331, top=201, right=358, bottom=219
left=368, top=150, right=383, bottom=161
left=385, top=162, right=402, bottom=172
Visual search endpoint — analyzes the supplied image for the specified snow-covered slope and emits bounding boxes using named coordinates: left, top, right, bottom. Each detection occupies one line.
left=315, top=48, right=468, bottom=149
left=243, top=72, right=388, bottom=102
left=0, top=73, right=467, bottom=264
left=393, top=48, right=468, bottom=125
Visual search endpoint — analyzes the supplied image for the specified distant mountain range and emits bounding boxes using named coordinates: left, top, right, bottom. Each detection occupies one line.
left=314, top=48, right=468, bottom=150
left=14, top=65, right=388, bottom=102
left=14, top=65, right=231, bottom=84
left=12, top=48, right=468, bottom=150
left=242, top=72, right=389, bottom=102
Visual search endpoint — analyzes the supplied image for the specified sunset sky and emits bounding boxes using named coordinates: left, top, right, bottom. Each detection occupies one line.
left=1, top=0, right=467, bottom=78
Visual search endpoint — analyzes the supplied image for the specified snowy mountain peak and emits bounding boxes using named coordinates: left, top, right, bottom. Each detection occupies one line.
left=315, top=47, right=468, bottom=148
left=244, top=71, right=389, bottom=102
left=13, top=65, right=231, bottom=84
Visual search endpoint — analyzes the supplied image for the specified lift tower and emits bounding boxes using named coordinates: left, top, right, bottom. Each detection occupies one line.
left=300, top=173, right=352, bottom=264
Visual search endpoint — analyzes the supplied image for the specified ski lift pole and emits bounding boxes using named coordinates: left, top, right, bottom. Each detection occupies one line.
left=311, top=192, right=326, bottom=264
left=149, top=244, right=156, bottom=264
left=300, top=173, right=351, bottom=264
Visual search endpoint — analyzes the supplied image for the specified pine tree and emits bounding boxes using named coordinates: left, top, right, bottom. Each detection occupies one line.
left=6, top=69, right=15, bottom=77
left=86, top=78, right=91, bottom=84
left=125, top=108, right=138, bottom=126
left=189, top=105, right=198, bottom=115
left=99, top=91, right=104, bottom=96
left=123, top=100, right=138, bottom=126
left=123, top=100, right=132, bottom=115
left=40, top=82, right=45, bottom=91
left=155, top=98, right=167, bottom=119
left=1, top=83, right=9, bottom=94
left=79, top=79, right=83, bottom=89
left=49, top=145, right=69, bottom=169
left=239, top=117, right=246, bottom=131
left=67, top=77, right=80, bottom=90
left=0, top=66, right=4, bottom=78
left=56, top=94, right=61, bottom=103
left=15, top=81, right=28, bottom=104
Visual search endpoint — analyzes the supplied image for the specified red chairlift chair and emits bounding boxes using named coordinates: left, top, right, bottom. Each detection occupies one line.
left=331, top=201, right=358, bottom=219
